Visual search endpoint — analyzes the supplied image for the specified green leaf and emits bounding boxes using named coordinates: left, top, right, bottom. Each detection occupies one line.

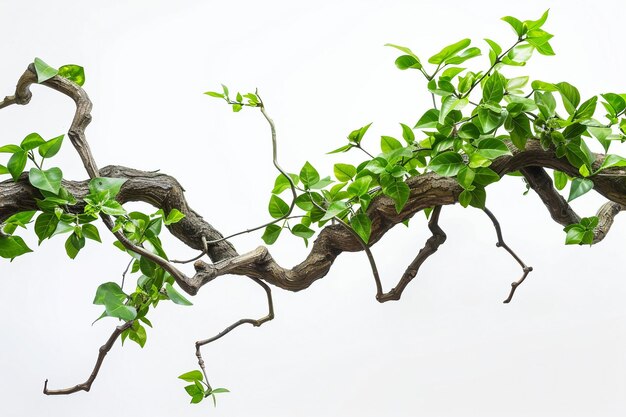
left=456, top=123, right=479, bottom=140
left=439, top=96, right=468, bottom=124
left=93, top=281, right=126, bottom=304
left=601, top=93, right=626, bottom=116
left=385, top=44, right=421, bottom=62
left=445, top=47, right=481, bottom=65
left=38, top=135, right=64, bottom=158
left=347, top=176, right=372, bottom=197
left=428, top=38, right=471, bottom=64
left=503, top=44, right=534, bottom=65
left=101, top=200, right=126, bottom=216
left=534, top=91, right=557, bottom=119
left=599, top=154, right=626, bottom=171
left=556, top=82, right=581, bottom=115
left=327, top=144, right=353, bottom=154
left=574, top=96, right=597, bottom=121
left=34, top=212, right=59, bottom=243
left=465, top=186, right=486, bottom=208
left=333, top=163, right=356, bottom=182
left=164, top=209, right=185, bottom=225
left=553, top=171, right=568, bottom=190
left=64, top=232, right=85, bottom=259
left=414, top=109, right=440, bottom=129
left=0, top=144, right=22, bottom=153
left=400, top=123, right=415, bottom=144
left=350, top=213, right=372, bottom=243
left=271, top=173, right=299, bottom=194
left=291, top=224, right=314, bottom=239
left=567, top=178, right=593, bottom=202
left=28, top=167, right=63, bottom=194
left=347, top=123, right=372, bottom=145
left=564, top=224, right=586, bottom=245
left=211, top=388, right=230, bottom=394
left=7, top=151, right=27, bottom=181
left=482, top=73, right=504, bottom=104
left=456, top=166, right=475, bottom=189
left=299, top=161, right=320, bottom=188
left=458, top=189, right=472, bottom=208
left=33, top=57, right=58, bottom=83
left=89, top=177, right=127, bottom=198
left=179, top=370, right=204, bottom=382
left=3, top=211, right=36, bottom=229
left=204, top=91, right=224, bottom=98
left=380, top=136, right=402, bottom=153
left=104, top=292, right=137, bottom=321
left=82, top=224, right=101, bottom=242
left=261, top=224, right=282, bottom=245
left=501, top=16, right=525, bottom=37
left=525, top=9, right=550, bottom=30
left=0, top=164, right=8, bottom=175
left=268, top=195, right=290, bottom=219
left=504, top=114, right=531, bottom=149
left=473, top=167, right=500, bottom=186
left=128, top=323, right=147, bottom=348
left=58, top=65, right=85, bottom=86
left=476, top=138, right=511, bottom=159
left=394, top=55, right=421, bottom=70
left=382, top=180, right=410, bottom=213
left=506, top=76, right=529, bottom=93
left=0, top=236, right=32, bottom=259
left=165, top=283, right=193, bottom=306
left=20, top=133, right=45, bottom=151
left=429, top=152, right=464, bottom=176
left=477, top=107, right=503, bottom=133
left=320, top=201, right=348, bottom=222
left=484, top=38, right=502, bottom=66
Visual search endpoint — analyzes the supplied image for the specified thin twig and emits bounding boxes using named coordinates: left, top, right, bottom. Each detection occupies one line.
left=120, top=258, right=133, bottom=289
left=172, top=236, right=208, bottom=264
left=483, top=208, right=533, bottom=303
left=194, top=277, right=274, bottom=389
left=43, top=321, right=133, bottom=395
left=205, top=93, right=298, bottom=245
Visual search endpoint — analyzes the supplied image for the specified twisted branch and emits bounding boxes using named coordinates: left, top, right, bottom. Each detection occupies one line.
left=43, top=321, right=133, bottom=395
left=3, top=62, right=626, bottom=397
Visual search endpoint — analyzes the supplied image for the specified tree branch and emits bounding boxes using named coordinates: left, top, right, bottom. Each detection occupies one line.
left=43, top=321, right=133, bottom=395
left=377, top=205, right=447, bottom=302
left=521, top=166, right=625, bottom=244
left=483, top=208, right=533, bottom=303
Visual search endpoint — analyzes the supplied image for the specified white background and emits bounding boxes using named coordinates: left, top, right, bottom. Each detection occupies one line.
left=1, top=0, right=626, bottom=416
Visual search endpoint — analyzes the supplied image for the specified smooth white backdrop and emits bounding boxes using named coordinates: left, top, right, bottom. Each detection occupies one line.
left=1, top=1, right=625, bottom=416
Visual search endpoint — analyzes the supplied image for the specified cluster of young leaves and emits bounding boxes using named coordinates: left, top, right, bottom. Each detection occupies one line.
left=178, top=370, right=229, bottom=405
left=204, top=84, right=260, bottom=112
left=205, top=9, right=626, bottom=248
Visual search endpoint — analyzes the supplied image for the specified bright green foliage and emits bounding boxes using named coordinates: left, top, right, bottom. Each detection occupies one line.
left=58, top=65, right=85, bottom=86
left=178, top=370, right=229, bottom=405
left=564, top=216, right=598, bottom=245
left=33, top=58, right=58, bottom=83
left=34, top=58, right=88, bottom=86
left=3, top=10, right=626, bottom=407
left=224, top=9, right=626, bottom=249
